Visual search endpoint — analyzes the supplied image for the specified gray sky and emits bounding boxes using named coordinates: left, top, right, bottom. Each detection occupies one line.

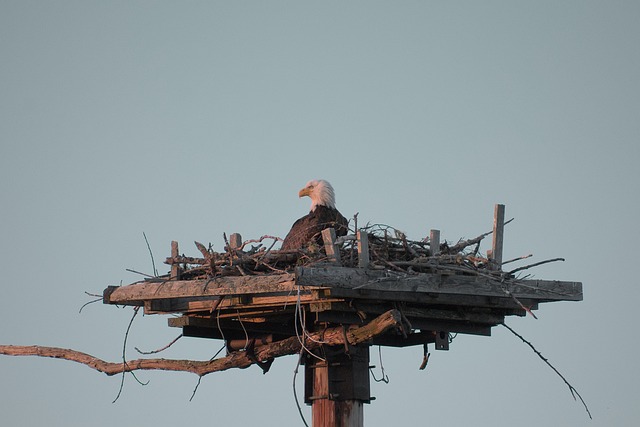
left=1, top=1, right=638, bottom=426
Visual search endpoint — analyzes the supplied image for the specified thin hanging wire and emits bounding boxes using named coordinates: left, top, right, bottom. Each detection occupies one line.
left=370, top=345, right=389, bottom=383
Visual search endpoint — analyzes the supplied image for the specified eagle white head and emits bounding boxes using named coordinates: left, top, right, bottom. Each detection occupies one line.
left=298, top=179, right=336, bottom=211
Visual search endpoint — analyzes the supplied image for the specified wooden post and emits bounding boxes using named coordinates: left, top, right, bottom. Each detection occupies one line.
left=357, top=230, right=369, bottom=269
left=229, top=233, right=242, bottom=251
left=171, top=241, right=180, bottom=280
left=311, top=366, right=364, bottom=427
left=430, top=229, right=440, bottom=256
left=306, top=346, right=369, bottom=427
left=322, top=228, right=341, bottom=265
left=491, top=204, right=505, bottom=269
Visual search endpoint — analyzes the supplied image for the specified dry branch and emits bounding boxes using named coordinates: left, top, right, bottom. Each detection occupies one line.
left=0, top=309, right=402, bottom=377
left=508, top=257, right=565, bottom=275
left=501, top=322, right=592, bottom=419
left=445, top=217, right=514, bottom=254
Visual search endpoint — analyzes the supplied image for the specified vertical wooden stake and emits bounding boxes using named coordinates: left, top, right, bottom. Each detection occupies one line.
left=229, top=233, right=242, bottom=251
left=322, top=228, right=342, bottom=265
left=310, top=362, right=364, bottom=427
left=491, top=204, right=505, bottom=269
left=430, top=229, right=440, bottom=256
left=170, top=241, right=180, bottom=280
left=306, top=346, right=369, bottom=427
left=357, top=230, right=369, bottom=269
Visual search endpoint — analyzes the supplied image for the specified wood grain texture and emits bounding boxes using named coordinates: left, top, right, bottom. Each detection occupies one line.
left=296, top=266, right=582, bottom=302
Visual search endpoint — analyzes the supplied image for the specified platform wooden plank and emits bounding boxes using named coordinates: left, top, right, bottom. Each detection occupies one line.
left=105, top=273, right=298, bottom=305
left=323, top=301, right=506, bottom=324
left=144, top=292, right=342, bottom=315
left=296, top=267, right=582, bottom=302
left=326, top=287, right=539, bottom=310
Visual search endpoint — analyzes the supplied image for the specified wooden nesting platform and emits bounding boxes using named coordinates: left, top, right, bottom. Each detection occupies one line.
left=103, top=205, right=582, bottom=350
left=103, top=263, right=582, bottom=348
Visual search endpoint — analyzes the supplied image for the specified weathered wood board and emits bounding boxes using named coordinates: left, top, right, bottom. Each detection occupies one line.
left=104, top=273, right=298, bottom=305
left=295, top=266, right=583, bottom=302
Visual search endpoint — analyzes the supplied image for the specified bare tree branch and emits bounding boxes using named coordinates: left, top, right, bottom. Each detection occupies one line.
left=501, top=322, right=592, bottom=419
left=114, top=306, right=146, bottom=403
left=0, top=310, right=402, bottom=378
left=143, top=232, right=158, bottom=277
left=78, top=296, right=103, bottom=314
left=135, top=334, right=183, bottom=355
left=508, top=257, right=565, bottom=275
left=445, top=217, right=514, bottom=254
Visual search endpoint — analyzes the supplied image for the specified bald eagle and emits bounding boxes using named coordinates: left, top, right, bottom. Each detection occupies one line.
left=281, top=179, right=349, bottom=250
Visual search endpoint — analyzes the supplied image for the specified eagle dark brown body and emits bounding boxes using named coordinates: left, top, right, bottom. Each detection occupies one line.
left=281, top=205, right=348, bottom=250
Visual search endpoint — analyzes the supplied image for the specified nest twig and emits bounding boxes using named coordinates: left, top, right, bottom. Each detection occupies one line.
left=160, top=219, right=561, bottom=281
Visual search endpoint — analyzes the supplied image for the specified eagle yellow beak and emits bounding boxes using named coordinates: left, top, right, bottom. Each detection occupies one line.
left=299, top=187, right=312, bottom=198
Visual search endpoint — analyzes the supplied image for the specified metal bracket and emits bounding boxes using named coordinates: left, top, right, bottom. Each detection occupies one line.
left=435, top=331, right=450, bottom=350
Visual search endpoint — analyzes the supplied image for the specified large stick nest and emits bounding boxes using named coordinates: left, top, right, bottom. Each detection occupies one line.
left=159, top=221, right=544, bottom=281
